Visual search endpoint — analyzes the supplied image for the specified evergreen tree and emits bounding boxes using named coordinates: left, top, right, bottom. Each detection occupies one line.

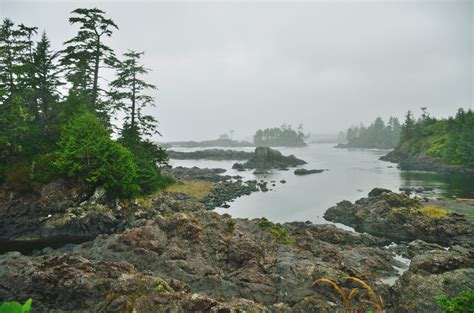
left=109, top=50, right=158, bottom=137
left=31, top=32, right=63, bottom=127
left=61, top=8, right=118, bottom=119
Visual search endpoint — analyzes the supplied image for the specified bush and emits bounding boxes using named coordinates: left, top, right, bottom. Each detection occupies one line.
left=4, top=163, right=33, bottom=193
left=56, top=113, right=139, bottom=198
left=119, top=126, right=171, bottom=194
left=435, top=291, right=474, bottom=313
left=31, top=152, right=61, bottom=186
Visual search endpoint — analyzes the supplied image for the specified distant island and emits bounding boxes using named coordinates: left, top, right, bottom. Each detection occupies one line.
left=336, top=117, right=401, bottom=149
left=163, top=138, right=254, bottom=148
left=381, top=108, right=474, bottom=174
left=253, top=124, right=308, bottom=147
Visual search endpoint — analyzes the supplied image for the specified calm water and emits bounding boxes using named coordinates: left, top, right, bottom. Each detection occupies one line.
left=171, top=143, right=474, bottom=224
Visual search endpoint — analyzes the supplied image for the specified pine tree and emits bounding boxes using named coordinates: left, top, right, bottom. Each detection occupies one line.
left=32, top=32, right=63, bottom=127
left=109, top=50, right=158, bottom=138
left=61, top=8, right=118, bottom=119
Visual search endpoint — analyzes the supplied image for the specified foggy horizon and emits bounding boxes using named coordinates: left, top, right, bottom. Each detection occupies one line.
left=2, top=0, right=472, bottom=142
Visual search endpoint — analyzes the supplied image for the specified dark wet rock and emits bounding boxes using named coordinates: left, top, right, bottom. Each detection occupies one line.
left=232, top=147, right=306, bottom=171
left=200, top=180, right=259, bottom=209
left=324, top=189, right=474, bottom=245
left=163, top=166, right=228, bottom=182
left=0, top=253, right=268, bottom=312
left=4, top=206, right=396, bottom=312
left=368, top=187, right=392, bottom=197
left=390, top=247, right=474, bottom=312
left=294, top=168, right=325, bottom=175
left=168, top=149, right=254, bottom=160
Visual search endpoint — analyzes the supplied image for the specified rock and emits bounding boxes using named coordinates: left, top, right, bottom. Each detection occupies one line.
left=294, top=168, right=325, bottom=175
left=324, top=190, right=474, bottom=245
left=390, top=247, right=474, bottom=312
left=368, top=188, right=392, bottom=197
left=232, top=147, right=306, bottom=171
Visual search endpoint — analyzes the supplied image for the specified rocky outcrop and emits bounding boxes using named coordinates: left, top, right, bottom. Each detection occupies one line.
left=232, top=147, right=306, bottom=171
left=168, top=149, right=253, bottom=160
left=324, top=189, right=474, bottom=245
left=294, top=168, right=325, bottom=175
left=163, top=166, right=228, bottom=182
left=380, top=149, right=474, bottom=175
left=0, top=193, right=404, bottom=312
left=390, top=245, right=474, bottom=312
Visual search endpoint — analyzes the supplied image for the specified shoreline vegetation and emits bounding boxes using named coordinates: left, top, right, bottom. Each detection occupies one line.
left=380, top=109, right=474, bottom=175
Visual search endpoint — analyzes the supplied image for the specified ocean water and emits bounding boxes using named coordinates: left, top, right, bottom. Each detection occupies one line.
left=170, top=143, right=474, bottom=224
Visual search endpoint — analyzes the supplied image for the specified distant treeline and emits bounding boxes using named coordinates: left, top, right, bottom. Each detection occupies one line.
left=396, top=108, right=474, bottom=169
left=340, top=117, right=401, bottom=149
left=253, top=124, right=308, bottom=147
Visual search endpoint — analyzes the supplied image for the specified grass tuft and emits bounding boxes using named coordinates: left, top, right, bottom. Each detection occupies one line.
left=166, top=180, right=213, bottom=199
left=311, top=276, right=383, bottom=313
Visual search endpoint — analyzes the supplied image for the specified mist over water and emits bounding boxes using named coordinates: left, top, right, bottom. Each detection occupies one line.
left=171, top=143, right=474, bottom=224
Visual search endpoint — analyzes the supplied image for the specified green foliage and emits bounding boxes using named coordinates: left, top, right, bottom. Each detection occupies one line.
left=0, top=299, right=32, bottom=313
left=4, top=162, right=33, bottom=193
left=109, top=50, right=158, bottom=137
left=257, top=218, right=293, bottom=244
left=398, top=108, right=474, bottom=169
left=254, top=124, right=308, bottom=147
left=119, top=126, right=171, bottom=194
left=0, top=9, right=167, bottom=199
left=56, top=112, right=139, bottom=198
left=60, top=8, right=118, bottom=117
left=343, top=116, right=401, bottom=149
left=435, top=291, right=474, bottom=313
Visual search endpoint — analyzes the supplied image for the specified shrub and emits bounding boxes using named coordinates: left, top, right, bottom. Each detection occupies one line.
left=4, top=163, right=33, bottom=193
left=435, top=291, right=474, bottom=313
left=31, top=152, right=60, bottom=185
left=56, top=113, right=140, bottom=198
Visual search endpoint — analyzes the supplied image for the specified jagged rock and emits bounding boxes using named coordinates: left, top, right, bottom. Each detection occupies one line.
left=324, top=189, right=474, bottom=245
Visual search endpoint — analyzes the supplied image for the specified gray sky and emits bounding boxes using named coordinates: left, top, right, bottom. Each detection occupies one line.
left=1, top=0, right=473, bottom=141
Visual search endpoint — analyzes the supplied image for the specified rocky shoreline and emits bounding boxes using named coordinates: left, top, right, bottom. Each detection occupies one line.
left=380, top=149, right=474, bottom=175
left=324, top=188, right=474, bottom=246
left=0, top=181, right=473, bottom=311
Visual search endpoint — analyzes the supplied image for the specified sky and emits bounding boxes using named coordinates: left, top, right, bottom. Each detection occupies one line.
left=1, top=0, right=473, bottom=141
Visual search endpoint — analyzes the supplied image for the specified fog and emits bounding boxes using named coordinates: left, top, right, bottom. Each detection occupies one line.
left=1, top=0, right=472, bottom=141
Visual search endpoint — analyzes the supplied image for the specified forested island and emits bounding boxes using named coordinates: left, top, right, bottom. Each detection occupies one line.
left=253, top=124, right=308, bottom=147
left=337, top=116, right=402, bottom=149
left=382, top=109, right=474, bottom=174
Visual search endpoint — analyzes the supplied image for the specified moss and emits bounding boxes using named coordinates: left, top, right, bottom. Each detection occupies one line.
left=391, top=205, right=452, bottom=218
left=418, top=205, right=450, bottom=218
left=166, top=180, right=213, bottom=199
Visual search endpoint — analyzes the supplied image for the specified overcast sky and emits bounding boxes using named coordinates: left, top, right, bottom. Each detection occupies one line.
left=1, top=0, right=473, bottom=141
